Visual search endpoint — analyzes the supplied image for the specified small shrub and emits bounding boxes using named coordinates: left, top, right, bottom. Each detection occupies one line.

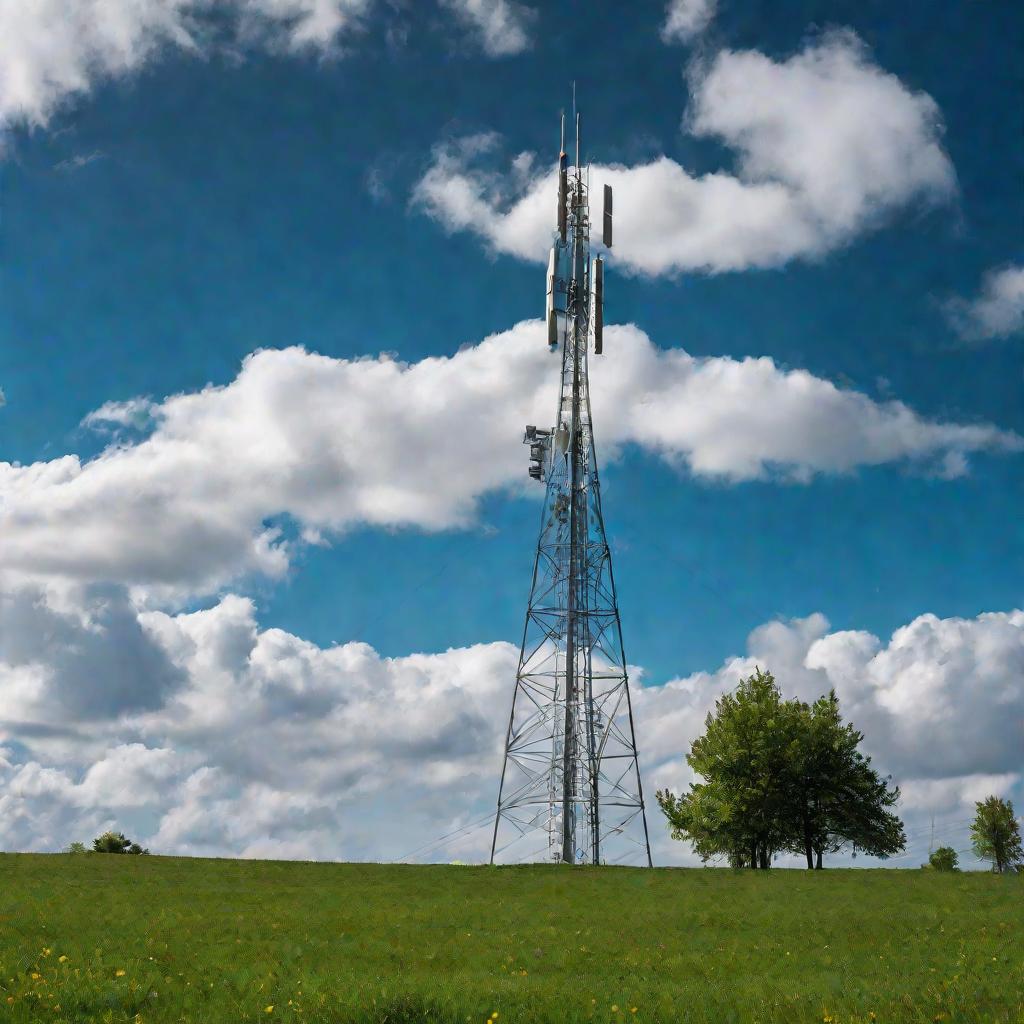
left=92, top=831, right=149, bottom=855
left=928, top=846, right=959, bottom=872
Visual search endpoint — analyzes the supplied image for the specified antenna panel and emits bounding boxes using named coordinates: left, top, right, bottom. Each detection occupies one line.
left=602, top=184, right=613, bottom=248
left=558, top=155, right=568, bottom=243
left=545, top=246, right=557, bottom=324
left=593, top=256, right=604, bottom=355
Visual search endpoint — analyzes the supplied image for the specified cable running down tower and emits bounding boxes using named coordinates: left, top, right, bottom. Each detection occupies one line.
left=490, top=112, right=653, bottom=867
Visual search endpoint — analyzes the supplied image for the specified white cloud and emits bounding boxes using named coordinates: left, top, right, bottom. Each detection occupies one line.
left=0, top=586, right=516, bottom=859
left=438, top=0, right=534, bottom=56
left=1, top=587, right=1021, bottom=865
left=944, top=265, right=1024, bottom=341
left=1, top=323, right=1017, bottom=595
left=0, top=581, right=185, bottom=720
left=661, top=0, right=716, bottom=44
left=82, top=397, right=155, bottom=430
left=53, top=149, right=105, bottom=171
left=804, top=610, right=1024, bottom=780
left=237, top=0, right=371, bottom=52
left=414, top=31, right=956, bottom=275
left=0, top=0, right=519, bottom=131
left=0, top=0, right=202, bottom=130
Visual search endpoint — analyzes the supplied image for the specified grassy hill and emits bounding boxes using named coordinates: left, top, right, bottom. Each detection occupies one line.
left=0, top=854, right=1021, bottom=1023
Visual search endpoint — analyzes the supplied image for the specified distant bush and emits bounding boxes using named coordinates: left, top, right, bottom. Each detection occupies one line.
left=927, top=846, right=959, bottom=871
left=64, top=841, right=88, bottom=854
left=92, top=831, right=149, bottom=855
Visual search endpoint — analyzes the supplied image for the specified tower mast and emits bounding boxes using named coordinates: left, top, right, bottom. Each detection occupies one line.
left=491, top=110, right=652, bottom=868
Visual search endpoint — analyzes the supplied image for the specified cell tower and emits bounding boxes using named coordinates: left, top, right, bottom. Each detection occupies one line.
left=490, top=112, right=653, bottom=867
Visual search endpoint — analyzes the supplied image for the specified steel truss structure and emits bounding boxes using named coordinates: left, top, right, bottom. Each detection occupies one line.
left=490, top=113, right=653, bottom=867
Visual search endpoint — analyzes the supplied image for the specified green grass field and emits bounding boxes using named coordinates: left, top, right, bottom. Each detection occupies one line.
left=0, top=854, right=1021, bottom=1024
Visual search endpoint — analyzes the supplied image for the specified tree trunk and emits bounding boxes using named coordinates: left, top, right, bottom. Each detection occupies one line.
left=803, top=813, right=814, bottom=869
left=815, top=847, right=823, bottom=870
left=759, top=846, right=769, bottom=870
left=750, top=841, right=757, bottom=870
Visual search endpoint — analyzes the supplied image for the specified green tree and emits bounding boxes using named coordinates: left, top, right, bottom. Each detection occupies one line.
left=657, top=669, right=803, bottom=869
left=92, top=831, right=149, bottom=855
left=970, top=796, right=1023, bottom=873
left=785, top=692, right=905, bottom=869
left=657, top=670, right=906, bottom=869
left=927, top=846, right=959, bottom=871
left=64, top=841, right=88, bottom=854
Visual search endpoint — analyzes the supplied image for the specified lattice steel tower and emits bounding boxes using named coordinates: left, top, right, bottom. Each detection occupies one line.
left=490, top=113, right=653, bottom=867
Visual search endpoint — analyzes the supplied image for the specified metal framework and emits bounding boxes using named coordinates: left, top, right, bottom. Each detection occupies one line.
left=490, top=112, right=653, bottom=867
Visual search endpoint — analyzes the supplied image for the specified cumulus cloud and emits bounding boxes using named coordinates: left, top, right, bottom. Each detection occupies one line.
left=438, top=0, right=534, bottom=56
left=0, top=0, right=520, bottom=131
left=0, top=582, right=185, bottom=722
left=805, top=610, right=1024, bottom=780
left=0, top=586, right=516, bottom=860
left=1, top=323, right=1017, bottom=595
left=0, top=0, right=203, bottom=130
left=944, top=265, right=1024, bottom=342
left=661, top=0, right=716, bottom=44
left=414, top=31, right=957, bottom=275
left=1, top=588, right=1020, bottom=866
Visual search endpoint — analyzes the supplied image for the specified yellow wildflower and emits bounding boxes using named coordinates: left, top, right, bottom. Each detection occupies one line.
left=30, top=972, right=40, bottom=980
left=265, top=1007, right=274, bottom=1015
left=612, top=1007, right=619, bottom=1013
left=116, top=969, right=126, bottom=978
left=58, top=956, right=68, bottom=964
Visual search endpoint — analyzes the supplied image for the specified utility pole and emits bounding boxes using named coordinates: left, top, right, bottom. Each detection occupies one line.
left=490, top=109, right=652, bottom=867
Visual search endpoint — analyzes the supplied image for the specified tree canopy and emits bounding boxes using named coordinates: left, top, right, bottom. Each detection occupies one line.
left=656, top=669, right=905, bottom=869
left=927, top=846, right=959, bottom=872
left=92, top=831, right=149, bottom=855
left=970, top=796, right=1022, bottom=873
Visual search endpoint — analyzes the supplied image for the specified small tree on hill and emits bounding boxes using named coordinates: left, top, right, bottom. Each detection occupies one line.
left=64, top=841, right=88, bottom=854
left=92, top=831, right=149, bottom=855
left=658, top=669, right=798, bottom=868
left=971, top=797, right=1022, bottom=874
left=786, top=691, right=905, bottom=869
left=927, top=846, right=959, bottom=871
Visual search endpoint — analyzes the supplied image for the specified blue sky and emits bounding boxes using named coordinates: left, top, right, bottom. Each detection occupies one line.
left=0, top=0, right=1022, bottom=866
